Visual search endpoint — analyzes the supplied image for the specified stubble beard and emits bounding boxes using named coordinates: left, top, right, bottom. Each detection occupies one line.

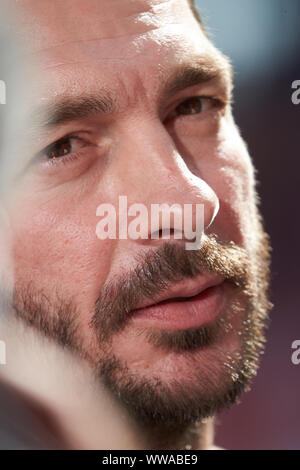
left=10, top=213, right=272, bottom=440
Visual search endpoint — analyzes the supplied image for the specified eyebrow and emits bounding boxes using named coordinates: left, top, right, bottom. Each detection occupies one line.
left=32, top=55, right=233, bottom=132
left=160, top=56, right=233, bottom=101
left=32, top=93, right=117, bottom=129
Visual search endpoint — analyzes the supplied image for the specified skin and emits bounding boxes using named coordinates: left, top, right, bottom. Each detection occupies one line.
left=2, top=0, right=270, bottom=449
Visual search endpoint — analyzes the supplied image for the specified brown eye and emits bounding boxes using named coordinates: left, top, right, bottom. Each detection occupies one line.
left=46, top=137, right=73, bottom=159
left=44, top=136, right=86, bottom=160
left=175, top=97, right=204, bottom=116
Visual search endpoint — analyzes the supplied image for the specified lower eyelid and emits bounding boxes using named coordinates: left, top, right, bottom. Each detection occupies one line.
left=41, top=151, right=81, bottom=168
left=42, top=137, right=91, bottom=161
left=56, top=151, right=81, bottom=163
left=42, top=139, right=106, bottom=168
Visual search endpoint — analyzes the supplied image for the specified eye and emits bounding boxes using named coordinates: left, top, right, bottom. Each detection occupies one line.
left=22, top=132, right=100, bottom=181
left=42, top=135, right=87, bottom=161
left=175, top=97, right=204, bottom=115
left=171, top=96, right=221, bottom=119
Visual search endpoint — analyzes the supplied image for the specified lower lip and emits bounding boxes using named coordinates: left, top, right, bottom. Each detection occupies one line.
left=131, top=283, right=225, bottom=331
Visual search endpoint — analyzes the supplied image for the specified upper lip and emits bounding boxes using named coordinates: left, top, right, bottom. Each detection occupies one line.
left=132, top=274, right=225, bottom=311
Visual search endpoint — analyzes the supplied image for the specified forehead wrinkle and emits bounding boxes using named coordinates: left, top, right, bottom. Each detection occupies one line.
left=18, top=2, right=230, bottom=131
left=14, top=0, right=182, bottom=54
left=29, top=49, right=232, bottom=133
left=24, top=27, right=162, bottom=57
left=27, top=21, right=190, bottom=69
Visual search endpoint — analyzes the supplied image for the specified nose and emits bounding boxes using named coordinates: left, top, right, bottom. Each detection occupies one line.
left=114, top=119, right=219, bottom=249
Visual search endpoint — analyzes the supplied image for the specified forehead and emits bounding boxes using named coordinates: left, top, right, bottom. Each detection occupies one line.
left=17, top=0, right=203, bottom=49
left=13, top=0, right=228, bottom=103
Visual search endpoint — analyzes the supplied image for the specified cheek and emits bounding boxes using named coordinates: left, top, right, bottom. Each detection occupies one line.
left=7, top=192, right=115, bottom=309
left=209, top=149, right=256, bottom=248
left=210, top=123, right=258, bottom=246
left=173, top=115, right=257, bottom=246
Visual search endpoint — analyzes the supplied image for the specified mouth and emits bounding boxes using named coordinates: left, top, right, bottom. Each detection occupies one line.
left=130, top=275, right=226, bottom=331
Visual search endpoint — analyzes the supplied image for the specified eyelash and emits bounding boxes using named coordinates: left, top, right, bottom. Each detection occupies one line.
left=171, top=95, right=224, bottom=119
left=38, top=96, right=224, bottom=167
left=46, top=149, right=83, bottom=167
left=38, top=135, right=89, bottom=167
left=48, top=151, right=82, bottom=167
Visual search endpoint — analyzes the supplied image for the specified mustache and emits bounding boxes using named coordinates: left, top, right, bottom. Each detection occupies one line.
left=91, top=235, right=251, bottom=342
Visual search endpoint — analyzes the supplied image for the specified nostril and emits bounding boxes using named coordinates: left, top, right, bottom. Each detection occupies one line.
left=155, top=228, right=175, bottom=239
left=161, top=228, right=174, bottom=239
left=152, top=227, right=178, bottom=240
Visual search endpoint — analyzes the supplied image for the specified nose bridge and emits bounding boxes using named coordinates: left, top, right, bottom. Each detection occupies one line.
left=115, top=117, right=219, bottom=237
left=120, top=117, right=179, bottom=193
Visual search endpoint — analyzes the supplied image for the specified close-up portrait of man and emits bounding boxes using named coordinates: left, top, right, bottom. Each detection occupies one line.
left=0, top=0, right=299, bottom=452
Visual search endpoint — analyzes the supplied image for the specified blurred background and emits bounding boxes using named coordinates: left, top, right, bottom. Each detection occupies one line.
left=195, top=0, right=300, bottom=450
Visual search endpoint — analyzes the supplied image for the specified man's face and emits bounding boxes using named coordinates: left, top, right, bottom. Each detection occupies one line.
left=7, top=0, right=270, bottom=429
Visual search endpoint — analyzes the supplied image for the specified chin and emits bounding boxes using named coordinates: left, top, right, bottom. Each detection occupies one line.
left=94, top=310, right=250, bottom=427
